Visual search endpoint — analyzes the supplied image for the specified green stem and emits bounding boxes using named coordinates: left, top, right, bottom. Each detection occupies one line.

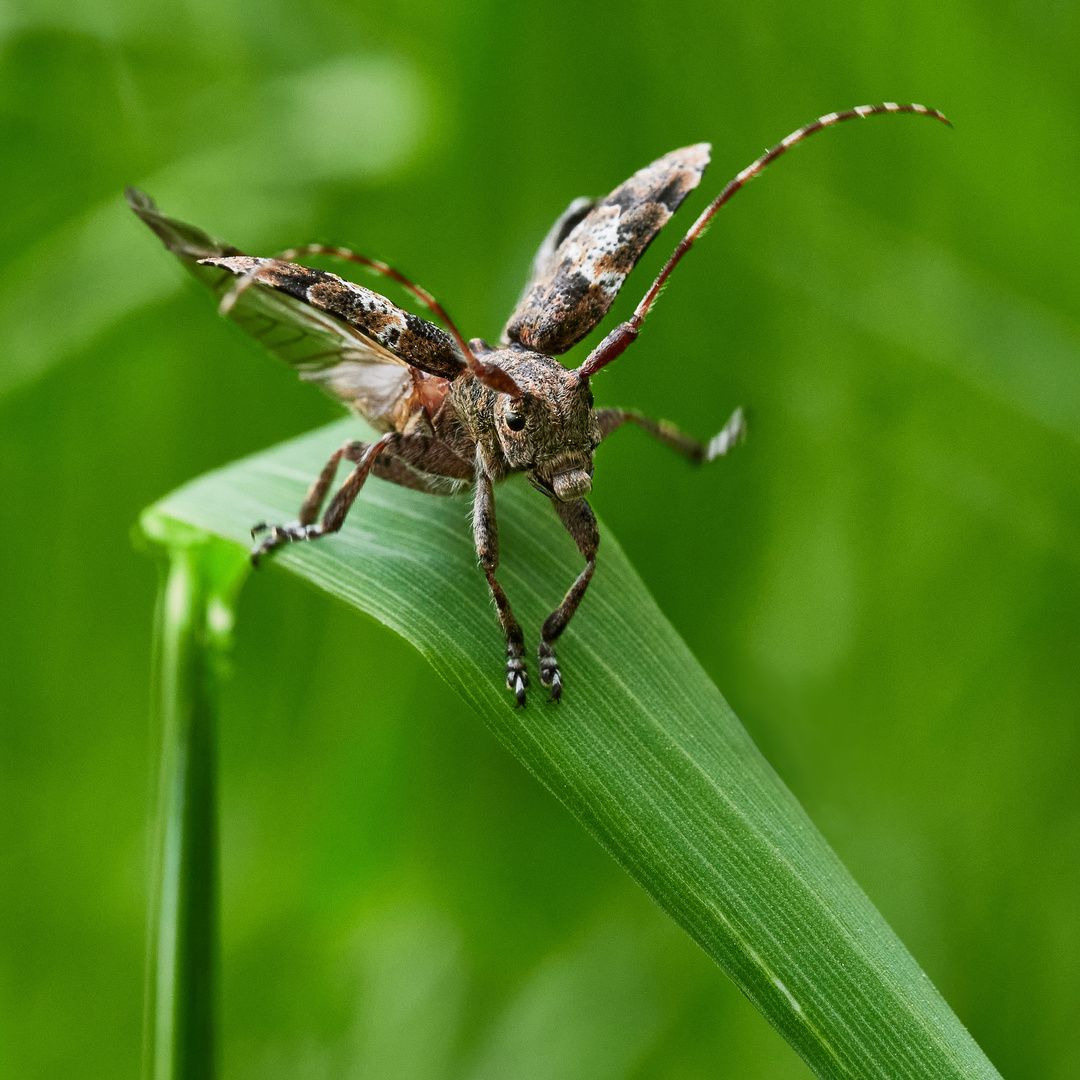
left=140, top=518, right=249, bottom=1080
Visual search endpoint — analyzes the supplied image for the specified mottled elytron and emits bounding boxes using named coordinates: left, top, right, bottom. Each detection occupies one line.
left=129, top=102, right=947, bottom=706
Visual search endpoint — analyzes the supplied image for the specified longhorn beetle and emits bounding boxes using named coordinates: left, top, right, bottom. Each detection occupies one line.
left=129, top=102, right=948, bottom=706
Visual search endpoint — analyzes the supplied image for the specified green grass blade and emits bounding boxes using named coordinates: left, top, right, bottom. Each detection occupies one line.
left=143, top=418, right=1001, bottom=1080
left=140, top=517, right=249, bottom=1080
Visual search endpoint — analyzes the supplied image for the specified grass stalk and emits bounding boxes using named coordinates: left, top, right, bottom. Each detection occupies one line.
left=140, top=519, right=249, bottom=1080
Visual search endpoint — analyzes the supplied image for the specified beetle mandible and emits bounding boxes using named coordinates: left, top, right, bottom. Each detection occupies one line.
left=129, top=102, right=948, bottom=706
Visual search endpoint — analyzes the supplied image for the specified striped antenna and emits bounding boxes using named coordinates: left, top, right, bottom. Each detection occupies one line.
left=578, top=103, right=950, bottom=378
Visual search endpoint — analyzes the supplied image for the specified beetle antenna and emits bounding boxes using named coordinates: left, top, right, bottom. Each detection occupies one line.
left=578, top=103, right=950, bottom=378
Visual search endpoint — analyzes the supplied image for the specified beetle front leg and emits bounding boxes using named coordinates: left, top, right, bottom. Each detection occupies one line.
left=539, top=497, right=599, bottom=702
left=473, top=472, right=529, bottom=707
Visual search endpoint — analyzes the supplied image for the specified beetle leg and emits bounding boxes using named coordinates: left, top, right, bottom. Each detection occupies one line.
left=473, top=471, right=528, bottom=708
left=251, top=433, right=473, bottom=563
left=370, top=455, right=466, bottom=495
left=251, top=435, right=393, bottom=563
left=372, top=432, right=475, bottom=481
left=595, top=405, right=745, bottom=462
left=250, top=437, right=362, bottom=550
left=539, top=497, right=599, bottom=703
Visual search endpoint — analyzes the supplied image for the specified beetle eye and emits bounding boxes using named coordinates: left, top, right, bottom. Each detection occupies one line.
left=506, top=412, right=525, bottom=431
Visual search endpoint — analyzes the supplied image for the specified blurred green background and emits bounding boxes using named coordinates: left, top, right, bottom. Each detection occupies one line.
left=2, top=0, right=1079, bottom=1077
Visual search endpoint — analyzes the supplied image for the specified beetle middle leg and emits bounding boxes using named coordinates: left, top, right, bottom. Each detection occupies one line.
left=595, top=406, right=745, bottom=462
left=539, top=497, right=599, bottom=703
left=473, top=472, right=529, bottom=707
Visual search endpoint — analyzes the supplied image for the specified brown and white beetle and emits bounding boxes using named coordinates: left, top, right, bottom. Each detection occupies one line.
left=129, top=102, right=947, bottom=706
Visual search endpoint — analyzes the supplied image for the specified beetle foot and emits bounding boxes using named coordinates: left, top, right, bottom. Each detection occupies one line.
left=506, top=652, right=529, bottom=708
left=250, top=521, right=323, bottom=566
left=538, top=642, right=562, bottom=704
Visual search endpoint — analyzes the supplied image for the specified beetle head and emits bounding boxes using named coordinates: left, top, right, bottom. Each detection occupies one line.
left=493, top=352, right=600, bottom=501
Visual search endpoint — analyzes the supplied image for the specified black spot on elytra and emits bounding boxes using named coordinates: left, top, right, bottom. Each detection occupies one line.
left=656, top=175, right=691, bottom=212
left=270, top=264, right=334, bottom=302
left=550, top=266, right=593, bottom=309
left=603, top=186, right=640, bottom=215
left=404, top=310, right=451, bottom=345
left=554, top=201, right=596, bottom=248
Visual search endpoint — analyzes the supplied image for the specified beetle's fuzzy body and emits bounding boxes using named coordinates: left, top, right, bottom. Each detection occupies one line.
left=128, top=101, right=946, bottom=705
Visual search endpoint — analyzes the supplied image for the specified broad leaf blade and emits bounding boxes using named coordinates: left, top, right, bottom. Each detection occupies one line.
left=144, top=418, right=1000, bottom=1080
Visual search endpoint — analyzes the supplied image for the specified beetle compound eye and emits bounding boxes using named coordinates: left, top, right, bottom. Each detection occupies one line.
left=506, top=412, right=525, bottom=431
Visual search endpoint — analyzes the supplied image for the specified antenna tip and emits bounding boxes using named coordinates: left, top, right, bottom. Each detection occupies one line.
left=915, top=103, right=953, bottom=127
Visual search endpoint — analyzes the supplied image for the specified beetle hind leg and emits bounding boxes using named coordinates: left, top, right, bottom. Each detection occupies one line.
left=250, top=520, right=324, bottom=564
left=249, top=438, right=367, bottom=563
left=251, top=432, right=474, bottom=565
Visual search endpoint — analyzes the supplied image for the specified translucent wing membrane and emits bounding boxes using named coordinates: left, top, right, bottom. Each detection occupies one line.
left=126, top=188, right=465, bottom=428
left=503, top=144, right=711, bottom=355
